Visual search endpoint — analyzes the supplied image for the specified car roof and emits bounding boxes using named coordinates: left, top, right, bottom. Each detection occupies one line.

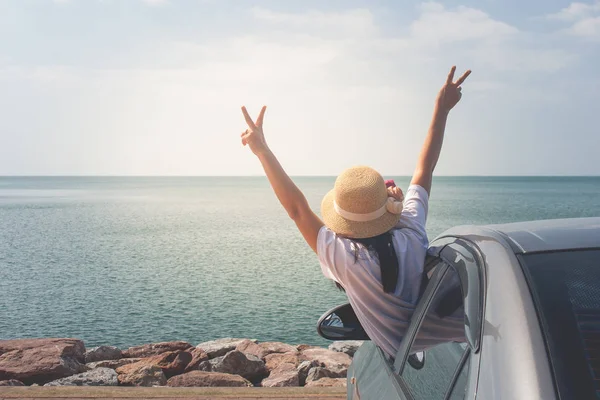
left=437, top=217, right=600, bottom=254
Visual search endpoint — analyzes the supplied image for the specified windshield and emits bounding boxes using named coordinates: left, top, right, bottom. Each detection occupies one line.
left=521, top=249, right=600, bottom=400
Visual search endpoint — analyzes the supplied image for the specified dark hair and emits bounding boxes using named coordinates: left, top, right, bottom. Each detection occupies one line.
left=335, top=232, right=399, bottom=294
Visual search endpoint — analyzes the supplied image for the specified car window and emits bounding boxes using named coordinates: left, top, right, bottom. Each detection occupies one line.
left=521, top=249, right=600, bottom=400
left=401, top=266, right=469, bottom=399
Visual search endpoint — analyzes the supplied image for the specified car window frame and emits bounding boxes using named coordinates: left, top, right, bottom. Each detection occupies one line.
left=393, top=238, right=486, bottom=400
left=440, top=240, right=486, bottom=353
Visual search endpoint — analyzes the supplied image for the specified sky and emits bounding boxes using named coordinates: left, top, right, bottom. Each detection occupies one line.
left=0, top=0, right=598, bottom=176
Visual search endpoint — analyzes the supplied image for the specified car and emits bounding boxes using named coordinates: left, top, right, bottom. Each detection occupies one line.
left=317, top=217, right=600, bottom=400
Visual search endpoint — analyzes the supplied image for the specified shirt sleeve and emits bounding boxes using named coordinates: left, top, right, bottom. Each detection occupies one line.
left=394, top=184, right=429, bottom=239
left=316, top=225, right=353, bottom=284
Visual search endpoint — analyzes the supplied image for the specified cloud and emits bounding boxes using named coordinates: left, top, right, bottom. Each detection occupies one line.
left=546, top=1, right=600, bottom=21
left=545, top=1, right=600, bottom=39
left=0, top=2, right=594, bottom=175
left=410, top=2, right=518, bottom=43
left=570, top=15, right=600, bottom=37
left=252, top=7, right=377, bottom=38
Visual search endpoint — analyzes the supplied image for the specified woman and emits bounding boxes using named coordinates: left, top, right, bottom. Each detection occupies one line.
left=240, top=66, right=471, bottom=358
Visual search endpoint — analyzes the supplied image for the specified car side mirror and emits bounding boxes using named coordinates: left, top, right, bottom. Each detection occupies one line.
left=317, top=303, right=370, bottom=341
left=407, top=351, right=426, bottom=370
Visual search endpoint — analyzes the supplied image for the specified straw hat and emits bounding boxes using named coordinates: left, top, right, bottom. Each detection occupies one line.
left=321, top=166, right=404, bottom=239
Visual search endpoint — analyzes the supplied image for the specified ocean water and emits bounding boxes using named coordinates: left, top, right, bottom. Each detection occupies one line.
left=1, top=176, right=599, bottom=349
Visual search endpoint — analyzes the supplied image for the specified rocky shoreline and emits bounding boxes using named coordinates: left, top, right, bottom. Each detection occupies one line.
left=0, top=338, right=363, bottom=388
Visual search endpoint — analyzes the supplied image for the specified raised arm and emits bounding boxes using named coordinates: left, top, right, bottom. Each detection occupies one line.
left=240, top=106, right=323, bottom=253
left=411, top=66, right=471, bottom=195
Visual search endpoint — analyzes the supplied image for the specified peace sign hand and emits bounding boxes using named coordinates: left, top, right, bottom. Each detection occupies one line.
left=240, top=105, right=268, bottom=156
left=436, top=66, right=471, bottom=112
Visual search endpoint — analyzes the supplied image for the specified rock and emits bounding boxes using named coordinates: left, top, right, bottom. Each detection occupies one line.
left=44, top=368, right=118, bottom=386
left=235, top=340, right=264, bottom=359
left=261, top=363, right=299, bottom=387
left=328, top=341, right=363, bottom=357
left=116, top=351, right=191, bottom=380
left=122, top=341, right=192, bottom=358
left=299, top=348, right=351, bottom=376
left=184, top=348, right=209, bottom=373
left=84, top=346, right=122, bottom=363
left=297, top=360, right=319, bottom=386
left=156, top=351, right=192, bottom=378
left=236, top=340, right=297, bottom=360
left=0, top=338, right=86, bottom=385
left=305, top=377, right=347, bottom=387
left=116, top=364, right=166, bottom=387
left=296, top=344, right=320, bottom=352
left=264, top=352, right=300, bottom=372
left=260, top=342, right=298, bottom=355
left=167, top=371, right=252, bottom=387
left=305, top=366, right=342, bottom=383
left=0, top=379, right=25, bottom=386
left=196, top=338, right=257, bottom=359
left=197, top=360, right=212, bottom=372
left=86, top=358, right=143, bottom=370
left=203, top=350, right=267, bottom=383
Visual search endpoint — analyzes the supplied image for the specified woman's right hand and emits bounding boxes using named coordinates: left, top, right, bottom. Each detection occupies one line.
left=241, top=106, right=269, bottom=156
left=387, top=186, right=404, bottom=203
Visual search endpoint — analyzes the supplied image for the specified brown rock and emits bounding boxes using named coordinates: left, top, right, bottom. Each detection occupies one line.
left=305, top=377, right=347, bottom=387
left=235, top=340, right=264, bottom=359
left=305, top=366, right=342, bottom=383
left=296, top=344, right=320, bottom=351
left=236, top=340, right=297, bottom=360
left=0, top=379, right=25, bottom=386
left=299, top=348, right=351, bottom=376
left=116, top=351, right=191, bottom=379
left=154, top=351, right=192, bottom=378
left=86, top=358, right=143, bottom=370
left=260, top=342, right=298, bottom=355
left=264, top=352, right=300, bottom=372
left=122, top=341, right=193, bottom=358
left=0, top=338, right=86, bottom=385
left=116, top=364, right=166, bottom=387
left=196, top=338, right=257, bottom=359
left=297, top=360, right=319, bottom=386
left=204, top=350, right=267, bottom=383
left=328, top=341, right=363, bottom=357
left=261, top=363, right=299, bottom=387
left=184, top=348, right=209, bottom=373
left=166, top=371, right=252, bottom=387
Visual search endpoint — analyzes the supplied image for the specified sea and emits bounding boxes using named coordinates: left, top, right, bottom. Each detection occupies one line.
left=1, top=176, right=599, bottom=349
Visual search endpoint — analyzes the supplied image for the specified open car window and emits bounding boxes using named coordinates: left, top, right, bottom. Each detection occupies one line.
left=395, top=240, right=485, bottom=400
left=400, top=264, right=469, bottom=399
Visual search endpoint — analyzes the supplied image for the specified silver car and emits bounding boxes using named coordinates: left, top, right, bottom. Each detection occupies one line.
left=317, top=217, right=600, bottom=400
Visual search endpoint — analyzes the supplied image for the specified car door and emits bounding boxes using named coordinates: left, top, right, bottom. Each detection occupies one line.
left=346, top=255, right=452, bottom=400
left=392, top=240, right=485, bottom=400
left=347, top=240, right=484, bottom=400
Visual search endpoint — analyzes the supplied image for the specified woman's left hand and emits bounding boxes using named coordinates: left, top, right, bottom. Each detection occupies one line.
left=241, top=106, right=269, bottom=156
left=436, top=66, right=471, bottom=112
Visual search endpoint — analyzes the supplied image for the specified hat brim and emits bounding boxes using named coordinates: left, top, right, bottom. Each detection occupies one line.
left=321, top=189, right=401, bottom=239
